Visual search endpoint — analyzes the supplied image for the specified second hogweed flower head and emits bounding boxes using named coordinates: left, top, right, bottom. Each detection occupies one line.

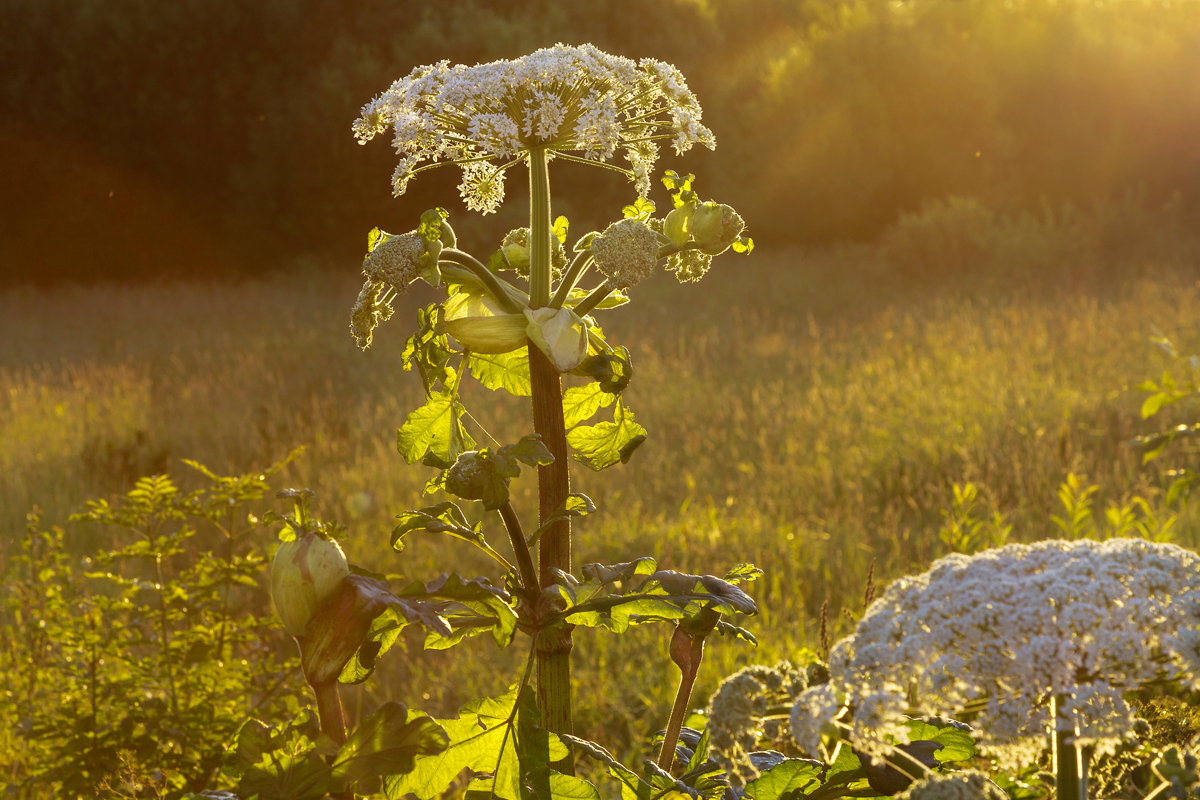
left=352, top=43, right=716, bottom=208
left=789, top=538, right=1200, bottom=770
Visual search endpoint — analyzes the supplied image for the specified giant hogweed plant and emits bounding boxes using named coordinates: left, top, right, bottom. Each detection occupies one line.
left=234, top=45, right=761, bottom=800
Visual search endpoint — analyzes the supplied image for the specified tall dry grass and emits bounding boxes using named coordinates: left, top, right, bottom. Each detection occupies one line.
left=3, top=228, right=1199, bottom=747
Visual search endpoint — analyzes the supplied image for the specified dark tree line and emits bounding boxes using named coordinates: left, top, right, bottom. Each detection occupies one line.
left=2, top=0, right=1198, bottom=283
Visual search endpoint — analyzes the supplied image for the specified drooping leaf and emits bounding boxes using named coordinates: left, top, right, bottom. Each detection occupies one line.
left=401, top=304, right=456, bottom=393
left=567, top=400, right=646, bottom=471
left=395, top=573, right=517, bottom=650
left=332, top=703, right=449, bottom=795
left=575, top=346, right=633, bottom=394
left=338, top=590, right=453, bottom=684
left=562, top=735, right=647, bottom=800
left=225, top=713, right=335, bottom=800
left=397, top=390, right=476, bottom=468
left=392, top=501, right=481, bottom=552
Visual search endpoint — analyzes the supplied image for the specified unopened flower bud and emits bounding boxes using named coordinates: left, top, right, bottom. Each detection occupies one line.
left=441, top=288, right=527, bottom=354
left=663, top=204, right=694, bottom=248
left=690, top=202, right=745, bottom=255
left=502, top=243, right=530, bottom=273
left=270, top=533, right=350, bottom=638
left=300, top=574, right=390, bottom=686
left=499, top=228, right=567, bottom=278
left=524, top=307, right=589, bottom=371
left=445, top=451, right=490, bottom=500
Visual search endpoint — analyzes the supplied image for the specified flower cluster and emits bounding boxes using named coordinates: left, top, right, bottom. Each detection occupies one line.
left=591, top=218, right=664, bottom=287
left=705, top=662, right=808, bottom=788
left=895, top=771, right=1007, bottom=800
left=362, top=232, right=425, bottom=288
left=790, top=539, right=1200, bottom=768
left=353, top=43, right=716, bottom=209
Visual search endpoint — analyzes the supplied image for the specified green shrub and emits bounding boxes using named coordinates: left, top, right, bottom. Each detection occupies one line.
left=0, top=457, right=306, bottom=799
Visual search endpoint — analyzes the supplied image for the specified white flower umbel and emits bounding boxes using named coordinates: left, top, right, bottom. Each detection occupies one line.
left=791, top=538, right=1200, bottom=768
left=353, top=43, right=715, bottom=207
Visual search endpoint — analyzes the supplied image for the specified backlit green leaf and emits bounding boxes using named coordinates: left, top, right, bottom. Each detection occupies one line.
left=469, top=348, right=531, bottom=396
left=563, top=383, right=616, bottom=429
left=397, top=390, right=475, bottom=468
left=332, top=703, right=448, bottom=795
left=744, top=759, right=823, bottom=800
left=567, top=400, right=646, bottom=471
left=383, top=686, right=565, bottom=800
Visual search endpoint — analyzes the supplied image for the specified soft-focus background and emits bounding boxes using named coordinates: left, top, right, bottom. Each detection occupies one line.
left=4, top=0, right=1200, bottom=781
left=3, top=0, right=1199, bottom=283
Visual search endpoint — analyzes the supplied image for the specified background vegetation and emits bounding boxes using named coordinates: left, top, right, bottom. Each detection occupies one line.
left=4, top=0, right=1200, bottom=795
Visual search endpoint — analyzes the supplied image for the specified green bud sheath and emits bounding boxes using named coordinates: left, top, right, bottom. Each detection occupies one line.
left=270, top=533, right=350, bottom=638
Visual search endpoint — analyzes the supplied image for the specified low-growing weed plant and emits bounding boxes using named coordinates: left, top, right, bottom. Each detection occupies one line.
left=0, top=456, right=305, bottom=798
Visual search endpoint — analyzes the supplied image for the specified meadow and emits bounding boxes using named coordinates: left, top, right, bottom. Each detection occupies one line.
left=4, top=202, right=1200, bottom=764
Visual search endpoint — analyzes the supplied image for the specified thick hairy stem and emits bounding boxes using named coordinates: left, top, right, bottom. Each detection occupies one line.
left=529, top=148, right=553, bottom=309
left=527, top=146, right=574, bottom=772
left=530, top=344, right=574, bottom=771
left=1052, top=693, right=1089, bottom=800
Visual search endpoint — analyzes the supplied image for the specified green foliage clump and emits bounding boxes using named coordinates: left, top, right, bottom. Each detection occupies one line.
left=0, top=457, right=306, bottom=799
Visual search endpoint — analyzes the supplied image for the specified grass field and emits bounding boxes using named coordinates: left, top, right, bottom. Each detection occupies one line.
left=4, top=228, right=1200, bottom=752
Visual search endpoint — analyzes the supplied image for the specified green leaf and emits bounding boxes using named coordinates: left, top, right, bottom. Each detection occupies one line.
left=502, top=435, right=555, bottom=468
left=332, top=703, right=448, bottom=795
left=367, top=226, right=390, bottom=255
left=397, top=390, right=475, bottom=468
left=563, top=735, right=648, bottom=800
left=392, top=501, right=480, bottom=551
left=724, top=563, right=763, bottom=584
left=530, top=493, right=597, bottom=545
left=338, top=591, right=453, bottom=684
left=744, top=759, right=824, bottom=800
left=469, top=348, right=531, bottom=396
left=1142, top=391, right=1173, bottom=419
left=226, top=713, right=335, bottom=800
left=622, top=197, right=656, bottom=220
left=383, top=686, right=566, bottom=800
left=567, top=400, right=647, bottom=471
left=396, top=573, right=517, bottom=650
left=903, top=719, right=977, bottom=764
left=575, top=346, right=633, bottom=394
left=563, top=383, right=617, bottom=429
left=552, top=215, right=570, bottom=245
left=732, top=236, right=754, bottom=254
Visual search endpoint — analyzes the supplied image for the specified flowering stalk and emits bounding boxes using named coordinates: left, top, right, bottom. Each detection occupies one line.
left=658, top=608, right=721, bottom=771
